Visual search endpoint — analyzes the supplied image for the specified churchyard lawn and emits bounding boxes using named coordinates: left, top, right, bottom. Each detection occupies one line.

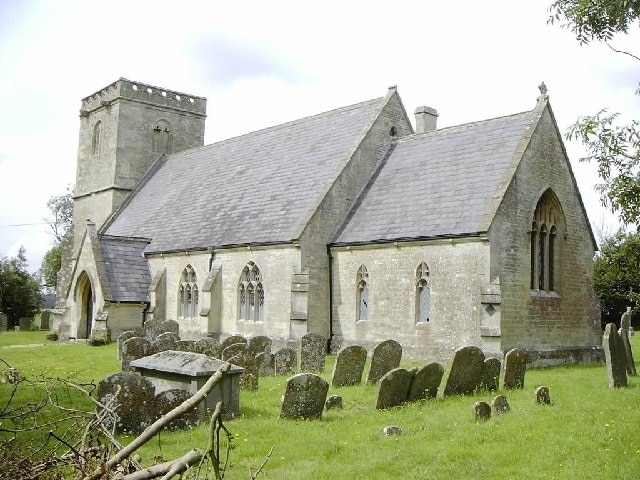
left=1, top=332, right=639, bottom=479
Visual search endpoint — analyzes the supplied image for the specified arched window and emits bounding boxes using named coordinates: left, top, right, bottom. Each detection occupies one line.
left=152, top=119, right=172, bottom=154
left=238, top=262, right=264, bottom=321
left=178, top=265, right=198, bottom=318
left=356, top=265, right=369, bottom=321
left=530, top=190, right=564, bottom=292
left=92, top=121, right=102, bottom=155
left=415, top=262, right=430, bottom=323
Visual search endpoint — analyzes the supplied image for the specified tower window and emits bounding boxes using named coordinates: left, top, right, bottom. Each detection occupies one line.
left=92, top=121, right=102, bottom=155
left=152, top=119, right=172, bottom=154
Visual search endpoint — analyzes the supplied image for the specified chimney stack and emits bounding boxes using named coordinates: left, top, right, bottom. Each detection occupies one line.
left=414, top=106, right=439, bottom=134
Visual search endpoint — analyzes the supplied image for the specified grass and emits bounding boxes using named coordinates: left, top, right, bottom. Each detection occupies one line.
left=1, top=332, right=639, bottom=479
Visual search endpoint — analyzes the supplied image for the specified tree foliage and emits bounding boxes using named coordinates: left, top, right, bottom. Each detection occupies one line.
left=593, top=231, right=640, bottom=326
left=0, top=247, right=42, bottom=327
left=40, top=186, right=73, bottom=290
left=40, top=243, right=62, bottom=290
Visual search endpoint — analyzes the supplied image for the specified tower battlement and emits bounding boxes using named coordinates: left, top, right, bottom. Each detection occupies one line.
left=80, top=78, right=207, bottom=117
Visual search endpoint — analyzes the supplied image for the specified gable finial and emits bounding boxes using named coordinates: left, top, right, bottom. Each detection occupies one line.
left=538, top=81, right=548, bottom=101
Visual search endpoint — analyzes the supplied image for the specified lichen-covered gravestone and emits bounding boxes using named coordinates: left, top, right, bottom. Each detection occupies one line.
left=117, top=331, right=139, bottom=360
left=143, top=319, right=164, bottom=342
left=503, top=348, right=528, bottom=390
left=535, top=386, right=551, bottom=405
left=300, top=333, right=326, bottom=372
left=153, top=389, right=198, bottom=431
left=492, top=395, right=510, bottom=414
left=221, top=335, right=247, bottom=351
left=148, top=332, right=178, bottom=355
left=478, top=357, right=501, bottom=392
left=280, top=373, right=329, bottom=420
left=247, top=335, right=272, bottom=357
left=367, top=339, right=402, bottom=385
left=195, top=338, right=222, bottom=358
left=97, top=372, right=155, bottom=433
left=473, top=401, right=491, bottom=421
left=176, top=340, right=197, bottom=353
left=618, top=311, right=637, bottom=376
left=443, top=346, right=485, bottom=396
left=222, top=342, right=248, bottom=361
left=332, top=345, right=367, bottom=387
left=229, top=350, right=259, bottom=391
left=121, top=336, right=150, bottom=372
left=407, top=362, right=444, bottom=401
left=603, top=323, right=628, bottom=388
left=325, top=395, right=343, bottom=411
left=274, top=348, right=297, bottom=375
left=256, top=352, right=275, bottom=376
left=375, top=368, right=413, bottom=410
left=159, top=319, right=179, bottom=338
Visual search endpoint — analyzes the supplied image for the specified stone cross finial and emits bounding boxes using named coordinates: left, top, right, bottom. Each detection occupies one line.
left=538, top=82, right=547, bottom=95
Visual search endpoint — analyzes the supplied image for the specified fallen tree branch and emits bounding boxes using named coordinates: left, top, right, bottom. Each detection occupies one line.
left=84, top=363, right=231, bottom=480
left=120, top=449, right=203, bottom=480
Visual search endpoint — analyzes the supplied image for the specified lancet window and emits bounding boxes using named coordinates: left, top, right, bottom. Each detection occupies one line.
left=356, top=265, right=369, bottom=321
left=415, top=262, right=431, bottom=323
left=178, top=265, right=198, bottom=318
left=530, top=189, right=563, bottom=292
left=238, top=262, right=264, bottom=321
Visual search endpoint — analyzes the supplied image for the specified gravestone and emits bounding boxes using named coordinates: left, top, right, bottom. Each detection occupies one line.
left=325, top=395, right=343, bottom=411
left=478, top=358, right=501, bottom=392
left=148, top=332, right=178, bottom=355
left=0, top=312, right=7, bottom=333
left=153, top=389, right=198, bottom=431
left=382, top=425, right=404, bottom=436
left=221, top=335, right=247, bottom=351
left=274, top=348, right=297, bottom=375
left=222, top=342, right=248, bottom=361
left=176, top=340, right=197, bottom=353
left=121, top=337, right=150, bottom=371
left=332, top=345, right=367, bottom=387
left=143, top=319, right=163, bottom=342
left=492, top=395, right=510, bottom=415
left=618, top=314, right=637, bottom=376
left=503, top=348, right=528, bottom=390
left=367, top=339, right=402, bottom=385
left=620, top=307, right=631, bottom=337
left=117, top=331, right=139, bottom=360
left=535, top=386, right=551, bottom=405
left=280, top=373, right=329, bottom=420
left=229, top=351, right=258, bottom=391
left=300, top=333, right=326, bottom=372
left=375, top=368, right=413, bottom=410
left=40, top=311, right=51, bottom=330
left=58, top=323, right=71, bottom=342
left=18, top=317, right=32, bottom=331
left=247, top=335, right=272, bottom=357
left=407, top=362, right=444, bottom=401
left=97, top=372, right=155, bottom=433
left=443, top=346, right=485, bottom=396
left=195, top=338, right=222, bottom=358
left=159, top=319, right=179, bottom=338
left=473, top=401, right=491, bottom=421
left=256, top=352, right=275, bottom=376
left=603, top=323, right=628, bottom=388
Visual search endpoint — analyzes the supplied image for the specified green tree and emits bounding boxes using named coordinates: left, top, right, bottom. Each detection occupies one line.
left=549, top=0, right=640, bottom=227
left=0, top=247, right=42, bottom=327
left=593, top=231, right=640, bottom=326
left=40, top=187, right=73, bottom=290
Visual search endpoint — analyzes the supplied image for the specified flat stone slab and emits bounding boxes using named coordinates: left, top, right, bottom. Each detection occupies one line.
left=130, top=350, right=244, bottom=377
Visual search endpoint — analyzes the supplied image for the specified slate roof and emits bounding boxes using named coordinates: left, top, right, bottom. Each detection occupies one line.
left=99, top=236, right=151, bottom=302
left=332, top=110, right=537, bottom=244
left=104, top=97, right=388, bottom=253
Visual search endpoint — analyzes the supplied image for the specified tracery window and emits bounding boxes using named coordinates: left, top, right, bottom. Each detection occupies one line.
left=415, top=262, right=431, bottom=323
left=530, top=189, right=564, bottom=292
left=238, top=262, right=264, bottom=321
left=356, top=265, right=369, bottom=321
left=92, top=121, right=102, bottom=155
left=152, top=119, right=172, bottom=154
left=178, top=265, right=198, bottom=318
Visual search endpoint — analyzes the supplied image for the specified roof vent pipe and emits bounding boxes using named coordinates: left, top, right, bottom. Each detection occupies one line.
left=414, top=106, right=439, bottom=134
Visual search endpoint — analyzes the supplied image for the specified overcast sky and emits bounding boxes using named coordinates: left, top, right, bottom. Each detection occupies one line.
left=1, top=0, right=639, bottom=272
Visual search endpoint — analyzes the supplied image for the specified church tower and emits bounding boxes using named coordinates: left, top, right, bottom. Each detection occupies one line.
left=72, top=78, right=206, bottom=251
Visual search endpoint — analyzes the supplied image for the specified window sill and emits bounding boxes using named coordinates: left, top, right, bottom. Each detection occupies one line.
left=530, top=290, right=560, bottom=299
left=415, top=321, right=431, bottom=330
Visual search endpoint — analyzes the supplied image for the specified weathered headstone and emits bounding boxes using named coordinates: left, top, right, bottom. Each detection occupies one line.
left=382, top=425, right=403, bottom=436
left=274, top=347, right=297, bottom=375
left=256, top=352, right=275, bottom=377
left=325, top=395, right=343, bottom=411
left=229, top=350, right=258, bottom=391
left=97, top=372, right=155, bottom=433
left=247, top=335, right=272, bottom=357
left=58, top=323, right=71, bottom=342
left=535, top=385, right=551, bottom=405
left=618, top=314, right=637, bottom=376
left=603, top=323, right=628, bottom=388
left=143, top=319, right=163, bottom=342
left=375, top=368, right=413, bottom=410
left=332, top=345, right=367, bottom=387
left=367, top=339, right=402, bottom=385
left=194, top=337, right=222, bottom=358
left=176, top=340, right=197, bottom=353
left=280, top=373, right=329, bottom=420
left=473, top=401, right=491, bottom=421
left=503, top=348, right=528, bottom=390
left=492, top=395, right=510, bottom=414
left=478, top=357, right=501, bottom=392
left=159, top=319, right=179, bottom=338
left=0, top=312, right=7, bottom=333
left=221, top=335, right=247, bottom=351
left=153, top=389, right=198, bottom=431
left=443, top=346, right=485, bottom=396
left=300, top=333, right=326, bottom=372
left=222, top=342, right=248, bottom=361
left=40, top=311, right=51, bottom=330
left=407, top=362, right=444, bottom=401
left=117, top=331, right=139, bottom=360
left=121, top=337, right=150, bottom=371
left=18, top=317, right=32, bottom=331
left=148, top=332, right=178, bottom=355
left=620, top=307, right=632, bottom=337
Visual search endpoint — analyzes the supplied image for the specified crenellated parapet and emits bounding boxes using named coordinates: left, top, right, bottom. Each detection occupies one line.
left=80, top=78, right=206, bottom=117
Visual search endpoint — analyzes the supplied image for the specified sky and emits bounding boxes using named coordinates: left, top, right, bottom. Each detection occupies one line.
left=0, top=0, right=639, bottom=273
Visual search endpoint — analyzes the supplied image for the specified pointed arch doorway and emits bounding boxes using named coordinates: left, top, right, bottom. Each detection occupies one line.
left=76, top=272, right=94, bottom=339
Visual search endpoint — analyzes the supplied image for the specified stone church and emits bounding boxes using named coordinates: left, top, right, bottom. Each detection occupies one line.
left=53, top=78, right=602, bottom=364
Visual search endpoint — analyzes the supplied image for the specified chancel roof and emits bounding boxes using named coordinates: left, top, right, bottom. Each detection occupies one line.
left=104, top=97, right=387, bottom=253
left=99, top=236, right=151, bottom=302
left=332, top=110, right=537, bottom=244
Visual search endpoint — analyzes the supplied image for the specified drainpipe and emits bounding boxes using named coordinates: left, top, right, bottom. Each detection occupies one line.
left=327, top=245, right=334, bottom=354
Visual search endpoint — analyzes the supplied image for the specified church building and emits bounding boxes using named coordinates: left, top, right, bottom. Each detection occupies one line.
left=53, top=78, right=602, bottom=364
